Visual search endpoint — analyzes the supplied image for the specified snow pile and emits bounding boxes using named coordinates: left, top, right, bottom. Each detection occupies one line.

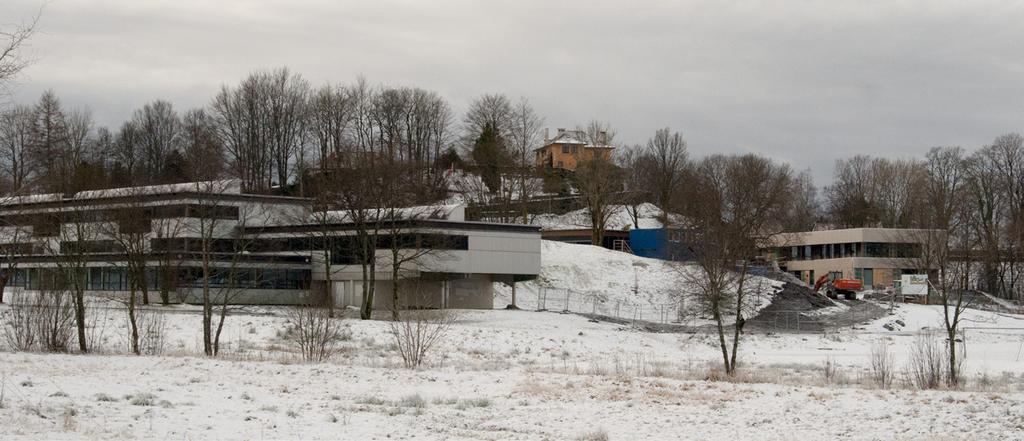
left=532, top=203, right=669, bottom=231
left=494, top=240, right=782, bottom=321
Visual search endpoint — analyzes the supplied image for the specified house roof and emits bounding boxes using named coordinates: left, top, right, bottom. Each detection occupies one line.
left=533, top=129, right=615, bottom=152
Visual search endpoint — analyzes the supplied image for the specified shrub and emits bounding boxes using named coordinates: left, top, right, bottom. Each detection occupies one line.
left=869, top=340, right=895, bottom=389
left=906, top=332, right=945, bottom=390
left=399, top=394, right=426, bottom=408
left=94, top=393, right=117, bottom=402
left=136, top=307, right=167, bottom=355
left=388, top=309, right=458, bottom=368
left=576, top=429, right=610, bottom=441
left=3, top=291, right=75, bottom=353
left=284, top=306, right=347, bottom=362
left=128, top=392, right=157, bottom=406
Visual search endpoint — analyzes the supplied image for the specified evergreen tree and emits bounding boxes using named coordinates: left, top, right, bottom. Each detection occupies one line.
left=471, top=122, right=507, bottom=193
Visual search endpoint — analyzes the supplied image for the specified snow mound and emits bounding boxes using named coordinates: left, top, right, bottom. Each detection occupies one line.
left=532, top=203, right=669, bottom=231
left=495, top=240, right=782, bottom=323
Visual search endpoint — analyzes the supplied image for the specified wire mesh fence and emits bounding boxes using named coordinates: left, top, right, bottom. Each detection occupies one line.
left=513, top=285, right=899, bottom=334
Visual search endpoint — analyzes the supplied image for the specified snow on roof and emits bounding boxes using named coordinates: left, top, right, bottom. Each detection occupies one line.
left=0, top=193, right=64, bottom=205
left=72, top=180, right=243, bottom=199
left=548, top=130, right=588, bottom=145
left=535, top=129, right=616, bottom=151
left=319, top=204, right=466, bottom=223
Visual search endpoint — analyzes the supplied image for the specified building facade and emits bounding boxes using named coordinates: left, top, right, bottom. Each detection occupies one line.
left=769, top=228, right=936, bottom=288
left=533, top=128, right=614, bottom=171
left=0, top=181, right=541, bottom=309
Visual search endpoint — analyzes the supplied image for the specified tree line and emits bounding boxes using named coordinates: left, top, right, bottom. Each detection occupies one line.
left=823, top=139, right=1024, bottom=299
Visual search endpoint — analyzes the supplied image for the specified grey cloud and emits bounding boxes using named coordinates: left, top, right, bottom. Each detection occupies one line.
left=4, top=0, right=1024, bottom=185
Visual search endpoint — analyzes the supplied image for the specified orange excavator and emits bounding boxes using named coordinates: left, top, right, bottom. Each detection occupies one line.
left=813, top=274, right=863, bottom=300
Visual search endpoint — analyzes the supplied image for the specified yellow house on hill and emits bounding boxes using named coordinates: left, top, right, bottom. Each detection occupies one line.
left=534, top=128, right=614, bottom=171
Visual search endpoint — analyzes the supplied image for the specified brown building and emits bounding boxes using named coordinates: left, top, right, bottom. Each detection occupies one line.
left=534, top=128, right=614, bottom=171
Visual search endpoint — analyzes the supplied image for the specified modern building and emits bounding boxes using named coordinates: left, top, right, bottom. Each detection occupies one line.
left=768, top=228, right=936, bottom=288
left=533, top=128, right=614, bottom=171
left=0, top=181, right=541, bottom=309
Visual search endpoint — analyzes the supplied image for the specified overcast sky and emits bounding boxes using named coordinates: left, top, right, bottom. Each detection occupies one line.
left=4, top=0, right=1024, bottom=185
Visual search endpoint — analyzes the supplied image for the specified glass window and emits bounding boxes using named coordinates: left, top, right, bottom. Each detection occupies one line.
left=865, top=243, right=891, bottom=258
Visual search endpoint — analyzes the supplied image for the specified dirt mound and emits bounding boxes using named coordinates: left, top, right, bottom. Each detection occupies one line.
left=747, top=282, right=837, bottom=333
left=763, top=282, right=836, bottom=311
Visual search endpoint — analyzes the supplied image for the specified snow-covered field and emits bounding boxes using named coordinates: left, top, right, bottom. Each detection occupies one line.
left=1, top=302, right=1023, bottom=440
left=2, top=241, right=1022, bottom=440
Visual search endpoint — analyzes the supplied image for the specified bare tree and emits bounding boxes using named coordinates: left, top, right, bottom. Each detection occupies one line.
left=917, top=147, right=972, bottom=386
left=308, top=84, right=354, bottom=171
left=982, top=133, right=1024, bottom=299
left=683, top=154, right=793, bottom=375
left=185, top=180, right=270, bottom=355
left=334, top=162, right=386, bottom=320
left=964, top=145, right=1008, bottom=296
left=211, top=68, right=309, bottom=192
left=506, top=97, right=545, bottom=223
left=616, top=145, right=654, bottom=229
left=462, top=93, right=512, bottom=151
left=0, top=198, right=32, bottom=303
left=0, top=105, right=36, bottom=192
left=645, top=128, right=688, bottom=220
left=97, top=191, right=158, bottom=354
left=38, top=207, right=100, bottom=353
left=572, top=154, right=623, bottom=246
left=0, top=9, right=39, bottom=89
left=780, top=169, right=819, bottom=232
left=131, top=100, right=180, bottom=181
left=180, top=108, right=224, bottom=181
left=825, top=155, right=925, bottom=228
left=576, top=120, right=616, bottom=147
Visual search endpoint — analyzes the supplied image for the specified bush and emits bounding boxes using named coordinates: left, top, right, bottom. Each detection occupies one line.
left=576, top=429, right=610, bottom=441
left=94, top=393, right=117, bottom=402
left=3, top=294, right=38, bottom=351
left=821, top=357, right=841, bottom=385
left=388, top=309, right=457, bottom=368
left=869, top=340, right=895, bottom=389
left=3, top=291, right=75, bottom=353
left=284, top=306, right=347, bottom=362
left=906, top=332, right=945, bottom=389
left=128, top=392, right=157, bottom=406
left=399, top=394, right=426, bottom=408
left=136, top=307, right=167, bottom=355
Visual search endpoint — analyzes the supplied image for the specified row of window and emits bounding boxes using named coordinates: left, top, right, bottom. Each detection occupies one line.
left=121, top=233, right=470, bottom=256
left=14, top=204, right=240, bottom=237
left=781, top=242, right=920, bottom=261
left=6, top=267, right=311, bottom=291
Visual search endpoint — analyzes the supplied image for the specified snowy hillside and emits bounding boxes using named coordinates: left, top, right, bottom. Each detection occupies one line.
left=494, top=240, right=782, bottom=322
left=531, top=203, right=668, bottom=231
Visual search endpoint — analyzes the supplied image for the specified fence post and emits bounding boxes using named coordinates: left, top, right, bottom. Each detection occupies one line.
left=564, top=290, right=570, bottom=312
left=616, top=300, right=621, bottom=318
